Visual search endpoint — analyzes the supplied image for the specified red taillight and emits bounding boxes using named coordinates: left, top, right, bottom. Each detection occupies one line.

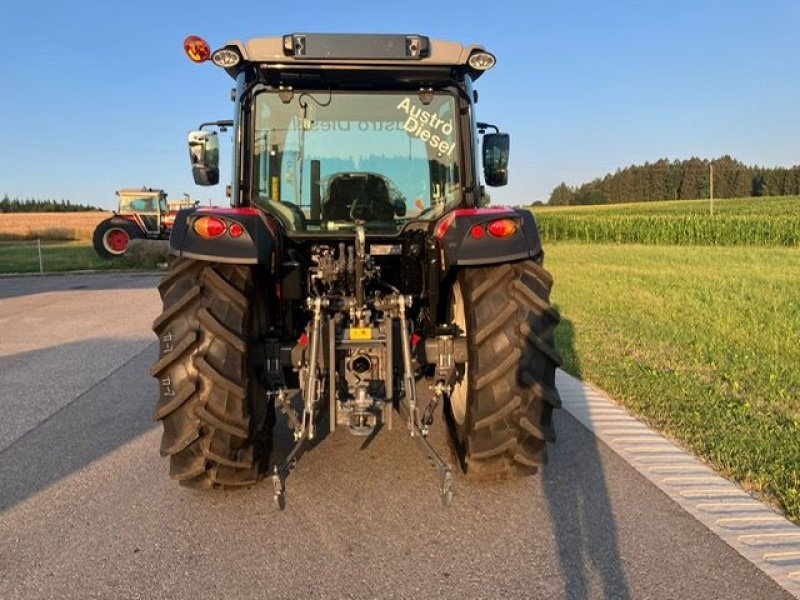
left=184, top=35, right=211, bottom=63
left=228, top=222, right=244, bottom=238
left=434, top=212, right=456, bottom=240
left=470, top=224, right=485, bottom=239
left=194, top=216, right=227, bottom=238
left=487, top=218, right=518, bottom=238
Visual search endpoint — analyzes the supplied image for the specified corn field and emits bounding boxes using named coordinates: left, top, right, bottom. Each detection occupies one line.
left=532, top=196, right=800, bottom=246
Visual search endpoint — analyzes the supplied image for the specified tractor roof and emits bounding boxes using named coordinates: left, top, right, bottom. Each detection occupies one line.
left=216, top=33, right=494, bottom=80
left=116, top=188, right=165, bottom=196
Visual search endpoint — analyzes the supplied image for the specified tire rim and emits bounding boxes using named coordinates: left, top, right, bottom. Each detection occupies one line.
left=103, top=228, right=130, bottom=255
left=449, top=280, right=468, bottom=425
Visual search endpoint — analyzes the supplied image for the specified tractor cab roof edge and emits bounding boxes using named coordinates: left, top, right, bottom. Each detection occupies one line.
left=216, top=34, right=494, bottom=81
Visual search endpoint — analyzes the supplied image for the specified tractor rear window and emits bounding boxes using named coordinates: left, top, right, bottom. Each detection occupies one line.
left=252, top=91, right=461, bottom=233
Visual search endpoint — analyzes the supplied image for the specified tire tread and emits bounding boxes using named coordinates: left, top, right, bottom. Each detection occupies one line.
left=453, top=259, right=561, bottom=479
left=151, top=256, right=272, bottom=489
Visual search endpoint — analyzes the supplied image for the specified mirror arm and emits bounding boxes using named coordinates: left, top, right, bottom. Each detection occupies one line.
left=199, top=120, right=234, bottom=132
left=476, top=121, right=500, bottom=134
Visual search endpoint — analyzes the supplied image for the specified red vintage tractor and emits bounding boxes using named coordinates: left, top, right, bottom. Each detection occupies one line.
left=92, top=188, right=197, bottom=258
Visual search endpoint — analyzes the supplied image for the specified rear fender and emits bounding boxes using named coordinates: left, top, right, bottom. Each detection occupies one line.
left=434, top=207, right=543, bottom=267
left=169, top=207, right=275, bottom=265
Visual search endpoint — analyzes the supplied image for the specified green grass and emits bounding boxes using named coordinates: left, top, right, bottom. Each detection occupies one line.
left=546, top=243, right=800, bottom=521
left=0, top=241, right=162, bottom=273
left=532, top=196, right=800, bottom=246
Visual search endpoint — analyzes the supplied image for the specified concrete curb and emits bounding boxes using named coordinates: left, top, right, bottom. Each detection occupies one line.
left=557, top=370, right=800, bottom=597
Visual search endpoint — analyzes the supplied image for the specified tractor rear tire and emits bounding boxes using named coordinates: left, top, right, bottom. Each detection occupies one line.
left=447, top=260, right=562, bottom=479
left=93, top=218, right=140, bottom=259
left=150, top=257, right=274, bottom=488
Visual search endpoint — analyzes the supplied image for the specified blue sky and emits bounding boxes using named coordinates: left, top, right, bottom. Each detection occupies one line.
left=1, top=0, right=798, bottom=209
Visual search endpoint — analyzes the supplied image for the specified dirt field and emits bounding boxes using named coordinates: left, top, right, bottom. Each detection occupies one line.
left=0, top=212, right=113, bottom=241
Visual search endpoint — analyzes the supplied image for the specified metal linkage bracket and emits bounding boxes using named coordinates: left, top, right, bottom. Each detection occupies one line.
left=262, top=339, right=285, bottom=389
left=395, top=296, right=455, bottom=506
left=273, top=388, right=302, bottom=436
left=398, top=399, right=454, bottom=507
left=271, top=297, right=327, bottom=511
left=424, top=335, right=467, bottom=384
left=271, top=438, right=305, bottom=510
left=271, top=405, right=315, bottom=510
left=421, top=381, right=449, bottom=437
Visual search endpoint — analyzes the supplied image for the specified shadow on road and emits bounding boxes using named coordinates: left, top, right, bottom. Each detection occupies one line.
left=543, top=315, right=632, bottom=600
left=0, top=271, right=160, bottom=301
left=270, top=392, right=333, bottom=470
left=0, top=339, right=158, bottom=512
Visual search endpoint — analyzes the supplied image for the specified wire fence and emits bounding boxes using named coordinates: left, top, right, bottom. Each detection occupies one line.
left=0, top=239, right=114, bottom=275
left=0, top=239, right=168, bottom=275
left=0, top=239, right=45, bottom=275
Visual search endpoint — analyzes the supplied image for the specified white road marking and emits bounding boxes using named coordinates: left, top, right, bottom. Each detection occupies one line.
left=662, top=476, right=725, bottom=485
left=696, top=502, right=766, bottom=514
left=625, top=446, right=684, bottom=454
left=763, top=552, right=800, bottom=566
left=649, top=465, right=708, bottom=473
left=632, top=455, right=698, bottom=464
left=598, top=427, right=653, bottom=434
left=739, top=533, right=800, bottom=547
left=679, top=489, right=748, bottom=499
left=611, top=436, right=663, bottom=443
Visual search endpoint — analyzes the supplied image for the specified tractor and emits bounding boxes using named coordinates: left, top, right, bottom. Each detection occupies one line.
left=92, top=188, right=197, bottom=258
left=152, top=33, right=561, bottom=506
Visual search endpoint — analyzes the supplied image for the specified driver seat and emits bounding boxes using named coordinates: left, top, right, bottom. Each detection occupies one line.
left=322, top=174, right=393, bottom=221
left=322, top=177, right=359, bottom=221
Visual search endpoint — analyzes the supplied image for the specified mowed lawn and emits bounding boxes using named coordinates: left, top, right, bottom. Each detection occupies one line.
left=545, top=243, right=800, bottom=521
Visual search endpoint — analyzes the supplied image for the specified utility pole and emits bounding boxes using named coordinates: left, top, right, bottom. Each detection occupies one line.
left=709, top=163, right=714, bottom=216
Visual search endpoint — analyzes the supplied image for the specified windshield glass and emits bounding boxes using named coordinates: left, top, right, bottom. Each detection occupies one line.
left=119, top=196, right=159, bottom=213
left=253, top=91, right=461, bottom=233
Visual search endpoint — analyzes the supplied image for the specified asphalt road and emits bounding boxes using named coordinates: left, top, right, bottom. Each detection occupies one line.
left=0, top=272, right=791, bottom=599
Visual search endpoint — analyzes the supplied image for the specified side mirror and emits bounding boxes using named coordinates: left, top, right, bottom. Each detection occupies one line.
left=483, top=133, right=510, bottom=187
left=188, top=130, right=220, bottom=186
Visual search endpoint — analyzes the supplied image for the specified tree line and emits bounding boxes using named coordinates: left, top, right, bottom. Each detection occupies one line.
left=549, top=156, right=800, bottom=205
left=0, top=195, right=102, bottom=213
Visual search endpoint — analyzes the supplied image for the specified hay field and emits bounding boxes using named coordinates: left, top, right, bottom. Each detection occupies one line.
left=0, top=212, right=113, bottom=241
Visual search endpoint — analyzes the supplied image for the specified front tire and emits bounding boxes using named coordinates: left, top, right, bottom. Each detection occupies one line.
left=447, top=260, right=562, bottom=479
left=150, top=257, right=274, bottom=488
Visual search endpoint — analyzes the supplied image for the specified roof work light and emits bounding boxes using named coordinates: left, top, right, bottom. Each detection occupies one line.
left=212, top=48, right=241, bottom=68
left=468, top=51, right=496, bottom=71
